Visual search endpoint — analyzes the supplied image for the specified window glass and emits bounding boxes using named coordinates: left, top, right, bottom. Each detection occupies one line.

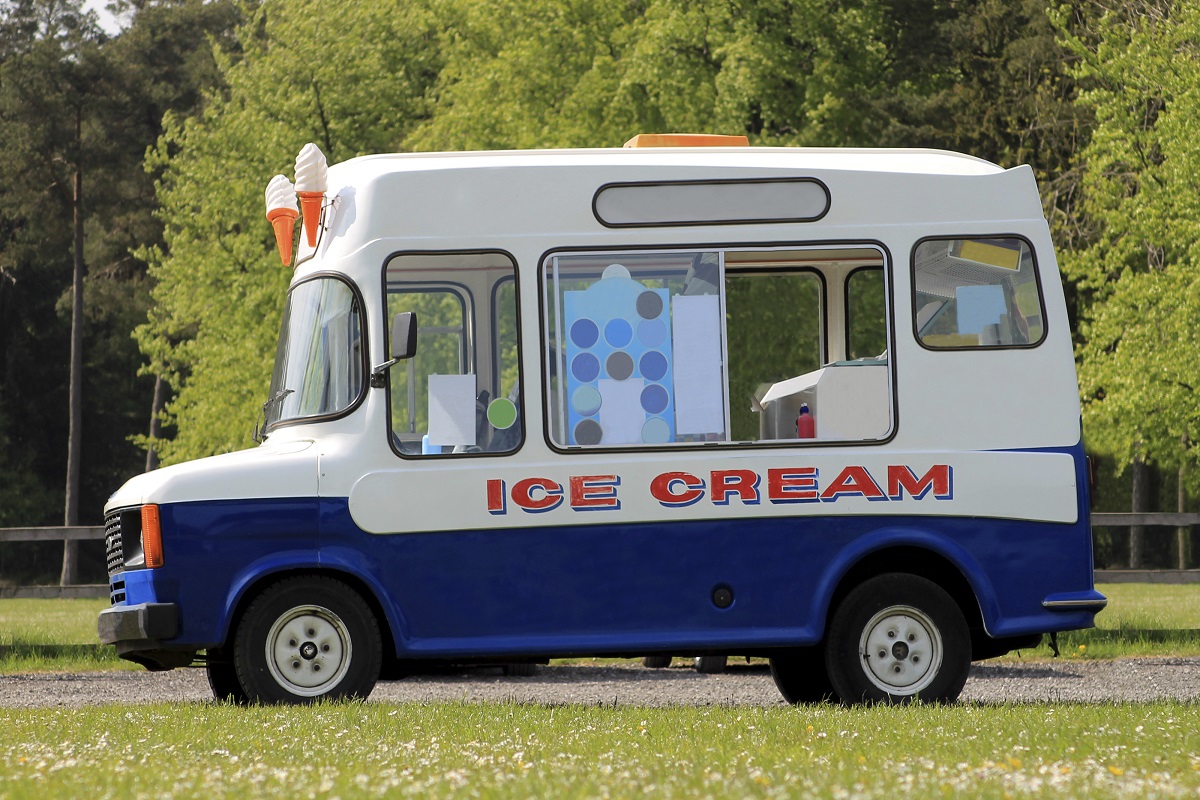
left=542, top=248, right=878, bottom=448
left=544, top=252, right=707, bottom=447
left=846, top=268, right=887, bottom=360
left=385, top=253, right=522, bottom=455
left=265, top=277, right=364, bottom=430
left=913, top=238, right=1044, bottom=348
left=725, top=269, right=822, bottom=441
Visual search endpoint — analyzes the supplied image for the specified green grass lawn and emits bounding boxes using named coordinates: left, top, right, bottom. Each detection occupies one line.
left=1054, top=583, right=1200, bottom=660
left=0, top=598, right=131, bottom=673
left=1, top=582, right=1198, bottom=675
left=0, top=700, right=1197, bottom=798
left=1, top=587, right=1199, bottom=797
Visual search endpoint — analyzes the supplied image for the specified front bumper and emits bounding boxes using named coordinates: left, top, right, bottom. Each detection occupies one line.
left=97, top=602, right=193, bottom=671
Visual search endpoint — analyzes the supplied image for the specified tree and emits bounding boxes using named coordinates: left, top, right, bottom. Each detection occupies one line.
left=141, top=0, right=1095, bottom=467
left=0, top=0, right=109, bottom=581
left=138, top=0, right=444, bottom=463
left=0, top=0, right=241, bottom=584
left=1058, top=1, right=1200, bottom=499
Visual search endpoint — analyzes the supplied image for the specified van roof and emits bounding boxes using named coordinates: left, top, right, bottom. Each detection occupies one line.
left=299, top=145, right=1040, bottom=264
left=332, top=145, right=1006, bottom=179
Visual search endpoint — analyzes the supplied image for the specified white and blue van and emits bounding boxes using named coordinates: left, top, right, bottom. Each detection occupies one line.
left=99, top=135, right=1104, bottom=704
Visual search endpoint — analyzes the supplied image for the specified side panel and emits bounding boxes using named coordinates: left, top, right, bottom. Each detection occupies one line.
left=113, top=452, right=1096, bottom=658
left=348, top=449, right=1080, bottom=534
left=113, top=499, right=323, bottom=647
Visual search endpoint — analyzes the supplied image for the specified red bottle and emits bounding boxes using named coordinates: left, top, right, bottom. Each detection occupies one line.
left=796, top=403, right=815, bottom=439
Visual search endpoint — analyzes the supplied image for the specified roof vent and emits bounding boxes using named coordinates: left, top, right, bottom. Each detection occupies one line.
left=623, top=133, right=749, bottom=148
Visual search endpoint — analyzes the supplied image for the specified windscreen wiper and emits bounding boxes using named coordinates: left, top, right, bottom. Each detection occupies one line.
left=253, top=388, right=294, bottom=443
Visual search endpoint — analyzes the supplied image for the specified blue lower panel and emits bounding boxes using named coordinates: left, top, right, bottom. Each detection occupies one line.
left=115, top=498, right=323, bottom=647
left=115, top=496, right=1099, bottom=658
left=319, top=501, right=1098, bottom=659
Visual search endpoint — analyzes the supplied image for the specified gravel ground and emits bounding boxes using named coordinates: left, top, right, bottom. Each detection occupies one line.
left=2, top=657, right=1199, bottom=708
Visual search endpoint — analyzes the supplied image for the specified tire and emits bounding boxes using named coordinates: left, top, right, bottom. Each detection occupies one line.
left=232, top=576, right=382, bottom=704
left=205, top=647, right=249, bottom=704
left=693, top=655, right=728, bottom=674
left=642, top=655, right=672, bottom=669
left=769, top=646, right=837, bottom=704
left=825, top=573, right=970, bottom=705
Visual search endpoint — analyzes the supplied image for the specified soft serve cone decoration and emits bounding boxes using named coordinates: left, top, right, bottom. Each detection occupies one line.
left=265, top=174, right=300, bottom=267
left=294, top=143, right=329, bottom=247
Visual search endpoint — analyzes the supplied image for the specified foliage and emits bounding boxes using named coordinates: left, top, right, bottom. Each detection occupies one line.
left=142, top=0, right=1094, bottom=460
left=0, top=0, right=242, bottom=525
left=137, top=0, right=443, bottom=463
left=1058, top=1, right=1200, bottom=493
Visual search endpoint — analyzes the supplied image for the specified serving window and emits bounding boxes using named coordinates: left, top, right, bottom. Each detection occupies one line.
left=542, top=246, right=891, bottom=449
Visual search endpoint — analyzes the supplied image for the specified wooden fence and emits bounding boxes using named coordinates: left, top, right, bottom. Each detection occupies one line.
left=2, top=515, right=1199, bottom=598
left=0, top=526, right=106, bottom=599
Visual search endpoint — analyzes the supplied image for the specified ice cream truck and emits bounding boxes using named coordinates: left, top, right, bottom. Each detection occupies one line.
left=98, top=134, right=1105, bottom=705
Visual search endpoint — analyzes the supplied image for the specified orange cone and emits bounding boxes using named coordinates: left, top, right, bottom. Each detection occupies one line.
left=267, top=207, right=299, bottom=266
left=298, top=190, right=324, bottom=247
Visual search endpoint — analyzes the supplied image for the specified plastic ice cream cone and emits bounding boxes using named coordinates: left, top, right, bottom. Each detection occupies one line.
left=298, top=190, right=324, bottom=248
left=267, top=207, right=299, bottom=266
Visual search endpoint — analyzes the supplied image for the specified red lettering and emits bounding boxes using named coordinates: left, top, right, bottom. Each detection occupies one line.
left=767, top=467, right=819, bottom=503
left=570, top=475, right=621, bottom=511
left=511, top=477, right=564, bottom=513
left=820, top=466, right=886, bottom=501
left=650, top=471, right=706, bottom=507
left=711, top=469, right=761, bottom=506
left=486, top=479, right=507, bottom=515
left=887, top=465, right=953, bottom=500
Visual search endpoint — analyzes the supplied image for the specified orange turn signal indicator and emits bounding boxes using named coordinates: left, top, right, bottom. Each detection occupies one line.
left=141, top=504, right=164, bottom=569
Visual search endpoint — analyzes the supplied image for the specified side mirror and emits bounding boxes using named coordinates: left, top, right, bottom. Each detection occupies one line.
left=391, top=311, right=417, bottom=360
left=370, top=311, right=417, bottom=388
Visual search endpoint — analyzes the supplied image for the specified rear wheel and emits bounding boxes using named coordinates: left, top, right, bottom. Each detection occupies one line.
left=693, top=655, right=728, bottom=674
left=233, top=576, right=382, bottom=704
left=642, top=656, right=672, bottom=669
left=825, top=573, right=969, bottom=705
left=769, top=646, right=837, bottom=703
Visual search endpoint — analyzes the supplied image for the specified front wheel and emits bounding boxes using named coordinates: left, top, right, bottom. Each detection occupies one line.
left=825, top=573, right=969, bottom=705
left=233, top=576, right=382, bottom=704
left=205, top=647, right=249, bottom=704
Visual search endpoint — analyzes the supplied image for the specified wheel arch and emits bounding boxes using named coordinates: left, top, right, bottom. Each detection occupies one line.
left=815, top=531, right=1000, bottom=655
left=219, top=565, right=398, bottom=662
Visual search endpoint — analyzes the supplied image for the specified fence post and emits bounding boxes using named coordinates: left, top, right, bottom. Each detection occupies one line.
left=1130, top=457, right=1149, bottom=569
left=1179, top=465, right=1190, bottom=570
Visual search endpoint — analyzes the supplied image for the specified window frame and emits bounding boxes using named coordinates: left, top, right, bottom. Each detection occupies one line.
left=263, top=272, right=369, bottom=436
left=381, top=249, right=523, bottom=459
left=537, top=242, right=895, bottom=454
left=843, top=265, right=888, bottom=362
left=910, top=234, right=1048, bottom=352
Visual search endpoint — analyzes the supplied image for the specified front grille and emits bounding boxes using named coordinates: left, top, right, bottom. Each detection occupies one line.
left=105, top=512, right=124, bottom=576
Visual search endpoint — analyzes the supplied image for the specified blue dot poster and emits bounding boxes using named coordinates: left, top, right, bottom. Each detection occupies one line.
left=563, top=264, right=674, bottom=445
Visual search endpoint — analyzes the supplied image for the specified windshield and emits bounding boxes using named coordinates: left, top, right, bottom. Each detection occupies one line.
left=264, top=276, right=365, bottom=430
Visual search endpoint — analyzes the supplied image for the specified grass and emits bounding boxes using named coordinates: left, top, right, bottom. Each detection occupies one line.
left=0, top=700, right=1198, bottom=798
left=0, top=598, right=129, bottom=674
left=1, top=588, right=1199, bottom=797
left=1, top=583, right=1199, bottom=675
left=1054, top=583, right=1200, bottom=660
